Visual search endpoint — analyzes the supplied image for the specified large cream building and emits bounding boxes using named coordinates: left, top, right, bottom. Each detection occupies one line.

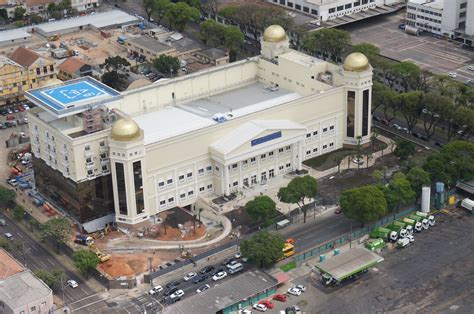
left=25, top=25, right=373, bottom=230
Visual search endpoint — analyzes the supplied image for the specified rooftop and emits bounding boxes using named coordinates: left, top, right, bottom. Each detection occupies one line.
left=163, top=270, right=277, bottom=314
left=58, top=57, right=89, bottom=73
left=197, top=48, right=228, bottom=60
left=0, top=249, right=24, bottom=280
left=0, top=28, right=32, bottom=42
left=9, top=47, right=41, bottom=67
left=0, top=270, right=52, bottom=311
left=128, top=36, right=175, bottom=53
left=35, top=10, right=138, bottom=35
left=409, top=0, right=443, bottom=9
left=25, top=77, right=122, bottom=118
left=0, top=56, right=23, bottom=68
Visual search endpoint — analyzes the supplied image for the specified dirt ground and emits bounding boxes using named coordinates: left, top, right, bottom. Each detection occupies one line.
left=98, top=253, right=160, bottom=279
left=49, top=30, right=128, bottom=66
left=147, top=208, right=207, bottom=241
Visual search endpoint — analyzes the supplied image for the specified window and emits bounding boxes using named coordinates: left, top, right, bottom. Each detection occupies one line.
left=313, top=130, right=318, bottom=136
left=303, top=6, right=309, bottom=13
left=287, top=2, right=293, bottom=8
left=168, top=197, right=175, bottom=204
left=206, top=165, right=212, bottom=173
left=36, top=68, right=40, bottom=75
left=102, top=165, right=108, bottom=171
left=188, top=190, right=194, bottom=196
left=207, top=184, right=213, bottom=191
left=295, top=4, right=301, bottom=10
left=362, top=89, right=369, bottom=136
left=329, top=142, right=334, bottom=147
left=232, top=163, right=238, bottom=170
left=323, top=144, right=328, bottom=149
left=337, top=5, right=343, bottom=11
left=261, top=153, right=266, bottom=160
left=167, top=178, right=173, bottom=186
left=133, top=161, right=144, bottom=214
left=186, top=172, right=193, bottom=179
left=31, top=306, right=36, bottom=311
left=460, top=2, right=467, bottom=9
left=313, top=148, right=318, bottom=153
left=279, top=165, right=284, bottom=171
left=311, top=9, right=318, bottom=15
left=180, top=193, right=186, bottom=199
left=99, top=141, right=105, bottom=146
left=329, top=8, right=335, bottom=13
left=85, top=144, right=91, bottom=151
left=250, top=157, right=256, bottom=164
left=115, top=162, right=127, bottom=215
left=354, top=1, right=360, bottom=6
left=278, top=148, right=284, bottom=153
left=269, top=169, right=275, bottom=178
left=323, top=127, right=328, bottom=133
left=306, top=150, right=311, bottom=155
left=306, top=133, right=311, bottom=138
left=198, top=168, right=204, bottom=176
left=347, top=91, right=356, bottom=137
left=345, top=3, right=352, bottom=9
left=330, top=125, right=335, bottom=131
left=286, top=163, right=291, bottom=168
left=179, top=174, right=185, bottom=182
left=160, top=199, right=166, bottom=207
left=86, top=157, right=92, bottom=163
left=215, top=166, right=220, bottom=172
left=199, top=186, right=205, bottom=193
left=158, top=181, right=165, bottom=189
left=286, top=145, right=291, bottom=151
left=242, top=160, right=248, bottom=167
left=232, top=181, right=238, bottom=187
left=100, top=153, right=107, bottom=159
left=269, top=151, right=274, bottom=157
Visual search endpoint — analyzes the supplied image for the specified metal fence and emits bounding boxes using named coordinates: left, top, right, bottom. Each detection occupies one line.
left=293, top=206, right=418, bottom=263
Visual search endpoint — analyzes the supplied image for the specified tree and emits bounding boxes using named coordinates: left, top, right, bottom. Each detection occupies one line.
left=200, top=19, right=225, bottom=46
left=340, top=185, right=387, bottom=226
left=166, top=2, right=199, bottom=32
left=201, top=0, right=221, bottom=21
left=397, top=91, right=423, bottom=132
left=101, top=56, right=130, bottom=72
left=224, top=25, right=244, bottom=62
left=72, top=249, right=100, bottom=275
left=278, top=175, right=318, bottom=223
left=101, top=71, right=128, bottom=91
left=101, top=56, right=130, bottom=91
left=143, top=0, right=172, bottom=23
left=144, top=0, right=156, bottom=21
left=0, top=186, right=16, bottom=205
left=372, top=81, right=397, bottom=123
left=40, top=217, right=71, bottom=253
left=391, top=61, right=421, bottom=92
left=153, top=54, right=180, bottom=75
left=420, top=92, right=447, bottom=140
left=14, top=7, right=26, bottom=20
left=393, top=139, right=416, bottom=161
left=384, top=172, right=416, bottom=214
left=13, top=205, right=25, bottom=221
left=0, top=237, right=11, bottom=251
left=34, top=269, right=64, bottom=292
left=245, top=195, right=277, bottom=224
left=31, top=14, right=43, bottom=24
left=351, top=43, right=380, bottom=62
left=303, top=28, right=351, bottom=62
left=240, top=231, right=284, bottom=268
left=406, top=166, right=431, bottom=203
left=370, top=130, right=379, bottom=150
left=372, top=169, right=384, bottom=183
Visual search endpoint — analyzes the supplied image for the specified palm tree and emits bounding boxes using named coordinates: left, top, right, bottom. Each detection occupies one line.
left=370, top=130, right=378, bottom=150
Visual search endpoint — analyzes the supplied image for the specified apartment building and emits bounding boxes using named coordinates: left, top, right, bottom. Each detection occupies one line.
left=9, top=47, right=57, bottom=90
left=0, top=56, right=27, bottom=106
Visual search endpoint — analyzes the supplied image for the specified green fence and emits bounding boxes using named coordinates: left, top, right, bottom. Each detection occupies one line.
left=293, top=206, right=418, bottom=263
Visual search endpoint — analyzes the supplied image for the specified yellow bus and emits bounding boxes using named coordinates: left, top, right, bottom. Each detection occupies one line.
left=279, top=243, right=295, bottom=261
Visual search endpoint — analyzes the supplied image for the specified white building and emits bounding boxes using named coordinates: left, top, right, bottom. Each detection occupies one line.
left=70, top=0, right=100, bottom=12
left=267, top=0, right=404, bottom=22
left=406, top=0, right=474, bottom=46
left=25, top=25, right=374, bottom=229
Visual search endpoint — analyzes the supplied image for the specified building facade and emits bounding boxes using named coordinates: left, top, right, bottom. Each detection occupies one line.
left=267, top=0, right=404, bottom=22
left=406, top=0, right=474, bottom=46
left=71, top=0, right=99, bottom=12
left=0, top=56, right=27, bottom=106
left=26, top=25, right=374, bottom=229
left=9, top=47, right=57, bottom=90
left=58, top=57, right=93, bottom=80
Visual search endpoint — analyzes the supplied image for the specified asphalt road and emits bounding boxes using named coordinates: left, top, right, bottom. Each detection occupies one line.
left=0, top=213, right=106, bottom=312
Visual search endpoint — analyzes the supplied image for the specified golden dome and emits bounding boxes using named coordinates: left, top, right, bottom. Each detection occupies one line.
left=343, top=52, right=370, bottom=72
left=263, top=25, right=287, bottom=42
left=111, top=118, right=141, bottom=141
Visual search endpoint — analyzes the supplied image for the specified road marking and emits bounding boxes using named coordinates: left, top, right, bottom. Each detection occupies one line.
left=17, top=232, right=24, bottom=239
left=79, top=287, right=89, bottom=295
left=68, top=293, right=99, bottom=306
left=47, top=258, right=56, bottom=266
left=70, top=298, right=105, bottom=312
left=38, top=260, right=48, bottom=268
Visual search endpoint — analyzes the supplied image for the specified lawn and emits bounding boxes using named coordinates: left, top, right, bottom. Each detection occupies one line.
left=280, top=260, right=297, bottom=272
left=303, top=139, right=388, bottom=171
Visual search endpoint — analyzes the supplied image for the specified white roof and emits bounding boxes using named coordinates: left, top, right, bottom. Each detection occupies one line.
left=210, top=120, right=306, bottom=155
left=409, top=0, right=443, bottom=9
left=0, top=28, right=31, bottom=42
left=133, top=107, right=216, bottom=145
left=36, top=10, right=138, bottom=34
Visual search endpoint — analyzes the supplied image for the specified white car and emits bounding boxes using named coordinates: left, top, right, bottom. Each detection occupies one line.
left=212, top=271, right=227, bottom=281
left=392, top=123, right=401, bottom=130
left=196, top=284, right=210, bottom=293
left=238, top=310, right=252, bottom=314
left=170, top=289, right=184, bottom=299
left=252, top=303, right=267, bottom=312
left=67, top=279, right=78, bottom=288
left=467, top=65, right=474, bottom=71
left=294, top=284, right=307, bottom=292
left=287, top=287, right=302, bottom=296
left=7, top=179, right=18, bottom=187
left=406, top=234, right=415, bottom=243
left=234, top=252, right=242, bottom=259
left=183, top=272, right=197, bottom=281
left=448, top=72, right=457, bottom=78
left=149, top=285, right=163, bottom=295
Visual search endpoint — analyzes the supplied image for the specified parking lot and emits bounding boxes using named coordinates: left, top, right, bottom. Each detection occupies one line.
left=253, top=209, right=474, bottom=313
left=343, top=13, right=474, bottom=83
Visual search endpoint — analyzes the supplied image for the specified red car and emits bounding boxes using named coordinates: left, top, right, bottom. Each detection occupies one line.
left=259, top=300, right=275, bottom=309
left=17, top=105, right=25, bottom=112
left=273, top=294, right=287, bottom=302
left=335, top=206, right=342, bottom=214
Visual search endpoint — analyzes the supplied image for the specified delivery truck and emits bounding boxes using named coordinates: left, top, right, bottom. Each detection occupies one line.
left=386, top=223, right=407, bottom=241
left=415, top=211, right=435, bottom=227
left=402, top=217, right=422, bottom=233
left=369, top=227, right=392, bottom=240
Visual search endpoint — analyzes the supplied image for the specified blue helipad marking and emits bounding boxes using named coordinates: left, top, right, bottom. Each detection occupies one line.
left=41, top=81, right=108, bottom=106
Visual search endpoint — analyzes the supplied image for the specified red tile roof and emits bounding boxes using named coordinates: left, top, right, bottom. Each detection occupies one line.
left=9, top=47, right=41, bottom=67
left=0, top=249, right=25, bottom=280
left=58, top=57, right=89, bottom=74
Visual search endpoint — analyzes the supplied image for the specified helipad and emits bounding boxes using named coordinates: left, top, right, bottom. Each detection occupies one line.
left=26, top=77, right=122, bottom=118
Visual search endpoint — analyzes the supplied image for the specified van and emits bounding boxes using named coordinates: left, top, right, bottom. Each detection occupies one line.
left=460, top=198, right=474, bottom=213
left=277, top=219, right=290, bottom=229
left=227, top=262, right=243, bottom=274
left=4, top=232, right=13, bottom=241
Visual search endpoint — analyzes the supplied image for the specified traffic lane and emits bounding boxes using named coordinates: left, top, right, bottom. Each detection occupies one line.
left=0, top=214, right=96, bottom=303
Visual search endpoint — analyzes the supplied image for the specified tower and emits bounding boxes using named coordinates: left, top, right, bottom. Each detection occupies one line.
left=109, top=118, right=149, bottom=229
left=260, top=25, right=290, bottom=59
left=341, top=52, right=373, bottom=146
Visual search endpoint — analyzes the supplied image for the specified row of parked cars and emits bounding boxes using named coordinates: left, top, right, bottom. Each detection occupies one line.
left=239, top=285, right=306, bottom=313
left=1, top=102, right=33, bottom=115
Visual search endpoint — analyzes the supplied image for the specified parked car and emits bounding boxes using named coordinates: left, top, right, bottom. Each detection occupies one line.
left=211, top=267, right=225, bottom=276
left=258, top=300, right=275, bottom=309
left=200, top=265, right=215, bottom=274
left=163, top=287, right=179, bottom=297
left=448, top=72, right=457, bottom=78
left=149, top=285, right=163, bottom=295
left=7, top=179, right=18, bottom=186
left=252, top=304, right=267, bottom=312
left=234, top=252, right=242, bottom=259
left=287, top=287, right=302, bottom=296
left=166, top=280, right=180, bottom=289
left=192, top=274, right=208, bottom=284
left=212, top=271, right=227, bottom=281
left=183, top=272, right=197, bottom=281
left=67, top=279, right=78, bottom=288
left=294, top=284, right=306, bottom=292
left=0, top=123, right=5, bottom=129
left=170, top=289, right=184, bottom=299
left=273, top=294, right=287, bottom=302
left=221, top=258, right=235, bottom=266
left=467, top=64, right=474, bottom=71
left=196, top=284, right=210, bottom=293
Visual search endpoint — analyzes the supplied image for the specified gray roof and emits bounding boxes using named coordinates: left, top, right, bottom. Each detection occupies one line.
left=0, top=270, right=53, bottom=311
left=169, top=37, right=202, bottom=53
left=0, top=28, right=32, bottom=42
left=314, top=248, right=383, bottom=281
left=128, top=36, right=174, bottom=53
left=197, top=48, right=228, bottom=60
left=457, top=180, right=474, bottom=195
left=163, top=270, right=278, bottom=314
left=36, top=10, right=138, bottom=34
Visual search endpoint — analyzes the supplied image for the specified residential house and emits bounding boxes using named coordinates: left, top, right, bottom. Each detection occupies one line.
left=58, top=57, right=92, bottom=80
left=0, top=56, right=28, bottom=106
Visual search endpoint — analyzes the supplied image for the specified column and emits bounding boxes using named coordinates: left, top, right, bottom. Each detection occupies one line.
left=224, top=164, right=230, bottom=196
left=292, top=143, right=297, bottom=170
left=297, top=141, right=303, bottom=171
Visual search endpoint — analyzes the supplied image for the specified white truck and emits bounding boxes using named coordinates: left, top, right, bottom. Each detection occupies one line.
left=460, top=198, right=474, bottom=213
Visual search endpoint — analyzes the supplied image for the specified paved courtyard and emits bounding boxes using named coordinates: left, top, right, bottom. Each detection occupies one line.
left=264, top=209, right=474, bottom=313
left=342, top=13, right=474, bottom=83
